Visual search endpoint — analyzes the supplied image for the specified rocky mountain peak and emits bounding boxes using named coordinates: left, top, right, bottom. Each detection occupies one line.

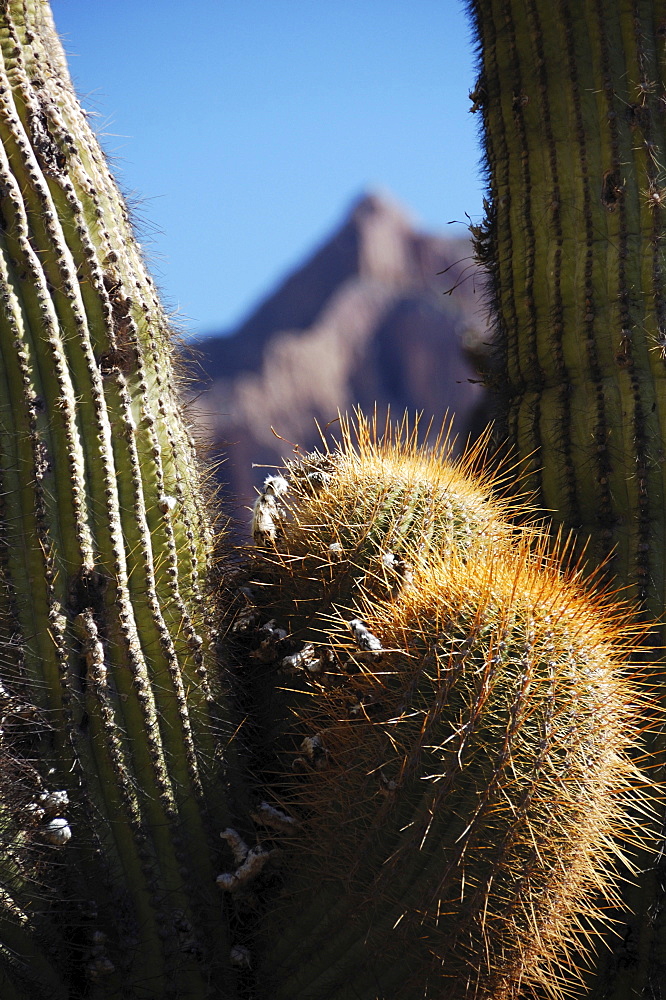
left=187, top=192, right=492, bottom=517
left=347, top=190, right=416, bottom=282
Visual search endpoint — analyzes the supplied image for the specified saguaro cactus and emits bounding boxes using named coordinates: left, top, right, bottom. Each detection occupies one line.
left=467, top=0, right=666, bottom=619
left=467, top=0, right=666, bottom=996
left=0, top=2, right=232, bottom=996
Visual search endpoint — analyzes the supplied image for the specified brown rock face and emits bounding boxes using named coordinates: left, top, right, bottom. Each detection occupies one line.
left=187, top=192, right=491, bottom=518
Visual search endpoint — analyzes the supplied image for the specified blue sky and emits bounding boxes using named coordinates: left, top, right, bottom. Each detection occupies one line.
left=49, top=2, right=484, bottom=337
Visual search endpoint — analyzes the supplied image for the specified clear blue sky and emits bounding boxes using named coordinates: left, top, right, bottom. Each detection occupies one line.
left=49, top=2, right=484, bottom=338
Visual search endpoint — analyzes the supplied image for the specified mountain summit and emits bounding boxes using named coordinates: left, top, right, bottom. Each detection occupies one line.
left=189, top=192, right=491, bottom=507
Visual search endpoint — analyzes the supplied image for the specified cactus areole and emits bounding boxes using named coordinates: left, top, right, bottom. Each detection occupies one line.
left=0, top=2, right=658, bottom=999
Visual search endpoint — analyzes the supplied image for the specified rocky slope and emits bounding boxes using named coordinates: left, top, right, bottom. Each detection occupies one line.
left=186, top=192, right=491, bottom=517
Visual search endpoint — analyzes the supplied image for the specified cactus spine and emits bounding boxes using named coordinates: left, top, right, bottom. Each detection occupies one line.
left=229, top=415, right=655, bottom=1000
left=468, top=2, right=666, bottom=996
left=0, top=2, right=232, bottom=996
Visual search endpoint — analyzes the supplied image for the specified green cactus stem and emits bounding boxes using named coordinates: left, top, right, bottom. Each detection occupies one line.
left=467, top=0, right=666, bottom=621
left=0, top=3, right=232, bottom=996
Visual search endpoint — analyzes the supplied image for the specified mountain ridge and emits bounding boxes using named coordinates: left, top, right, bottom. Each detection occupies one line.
left=187, top=191, right=491, bottom=509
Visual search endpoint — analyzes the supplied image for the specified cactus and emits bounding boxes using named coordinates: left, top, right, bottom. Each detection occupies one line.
left=467, top=0, right=666, bottom=620
left=226, top=414, right=655, bottom=1000
left=0, top=3, right=659, bottom=999
left=467, top=0, right=666, bottom=996
left=0, top=2, right=232, bottom=996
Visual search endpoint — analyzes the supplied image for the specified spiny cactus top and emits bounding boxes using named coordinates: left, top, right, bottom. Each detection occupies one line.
left=225, top=412, right=657, bottom=1000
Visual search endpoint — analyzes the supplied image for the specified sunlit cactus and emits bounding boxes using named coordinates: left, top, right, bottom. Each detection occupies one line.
left=227, top=414, right=656, bottom=1000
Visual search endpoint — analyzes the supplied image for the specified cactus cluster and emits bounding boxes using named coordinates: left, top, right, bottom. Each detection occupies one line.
left=224, top=414, right=656, bottom=1000
left=0, top=4, right=659, bottom=999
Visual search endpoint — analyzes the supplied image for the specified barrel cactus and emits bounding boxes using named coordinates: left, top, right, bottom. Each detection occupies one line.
left=225, top=414, right=655, bottom=1000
